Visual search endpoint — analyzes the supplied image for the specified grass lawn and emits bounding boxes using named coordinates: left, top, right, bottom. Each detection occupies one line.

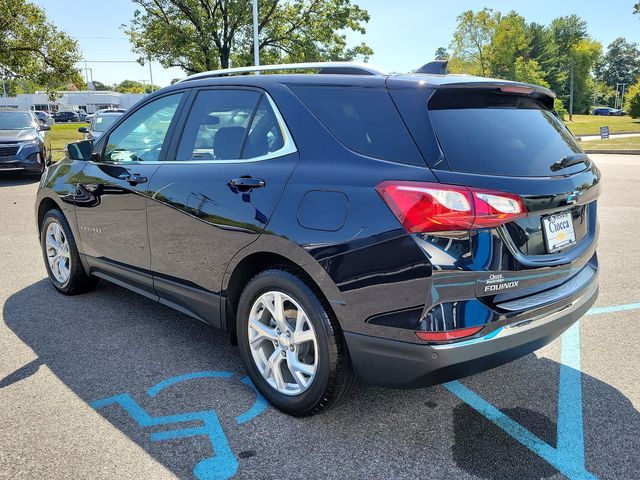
left=48, top=123, right=85, bottom=161
left=578, top=136, right=640, bottom=151
left=565, top=114, right=640, bottom=136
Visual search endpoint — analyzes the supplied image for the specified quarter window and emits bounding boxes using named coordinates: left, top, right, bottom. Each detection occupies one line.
left=103, top=93, right=183, bottom=163
left=291, top=85, right=417, bottom=162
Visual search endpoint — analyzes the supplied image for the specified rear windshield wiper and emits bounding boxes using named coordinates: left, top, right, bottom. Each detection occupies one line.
left=550, top=153, right=591, bottom=172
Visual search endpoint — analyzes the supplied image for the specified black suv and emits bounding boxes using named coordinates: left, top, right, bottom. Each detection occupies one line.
left=52, top=111, right=80, bottom=123
left=0, top=110, right=51, bottom=174
left=35, top=62, right=599, bottom=416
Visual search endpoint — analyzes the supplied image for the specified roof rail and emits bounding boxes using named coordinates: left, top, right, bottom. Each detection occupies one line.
left=177, top=62, right=388, bottom=83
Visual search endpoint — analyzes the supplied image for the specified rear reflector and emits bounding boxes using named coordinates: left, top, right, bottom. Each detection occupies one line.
left=376, top=181, right=526, bottom=233
left=415, top=326, right=484, bottom=341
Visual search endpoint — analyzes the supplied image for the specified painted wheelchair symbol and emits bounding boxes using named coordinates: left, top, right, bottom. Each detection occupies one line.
left=91, top=371, right=268, bottom=480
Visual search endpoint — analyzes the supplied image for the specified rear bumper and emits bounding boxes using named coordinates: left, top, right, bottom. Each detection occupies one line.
left=344, top=278, right=598, bottom=388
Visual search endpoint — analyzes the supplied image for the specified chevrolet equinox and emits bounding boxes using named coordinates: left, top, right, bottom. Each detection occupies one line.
left=35, top=61, right=600, bottom=416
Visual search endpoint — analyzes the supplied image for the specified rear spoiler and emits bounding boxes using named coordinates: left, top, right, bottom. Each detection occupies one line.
left=433, top=81, right=555, bottom=100
left=430, top=81, right=556, bottom=110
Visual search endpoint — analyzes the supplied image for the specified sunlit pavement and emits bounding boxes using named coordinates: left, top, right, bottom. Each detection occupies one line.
left=1, top=154, right=638, bottom=480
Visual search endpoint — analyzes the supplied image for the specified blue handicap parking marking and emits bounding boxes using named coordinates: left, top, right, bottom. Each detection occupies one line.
left=445, top=302, right=640, bottom=480
left=91, top=371, right=268, bottom=480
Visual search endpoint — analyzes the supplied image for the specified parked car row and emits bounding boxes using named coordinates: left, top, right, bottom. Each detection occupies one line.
left=28, top=108, right=126, bottom=124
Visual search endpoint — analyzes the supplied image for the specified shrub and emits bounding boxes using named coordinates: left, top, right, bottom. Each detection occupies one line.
left=554, top=98, right=568, bottom=119
left=624, top=79, right=640, bottom=119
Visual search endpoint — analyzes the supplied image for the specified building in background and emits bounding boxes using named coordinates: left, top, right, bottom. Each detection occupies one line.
left=0, top=90, right=145, bottom=113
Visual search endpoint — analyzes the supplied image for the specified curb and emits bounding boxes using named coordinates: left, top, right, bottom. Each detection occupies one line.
left=584, top=150, right=640, bottom=155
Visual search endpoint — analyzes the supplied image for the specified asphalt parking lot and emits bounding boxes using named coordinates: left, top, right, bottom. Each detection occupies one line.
left=1, top=154, right=639, bottom=480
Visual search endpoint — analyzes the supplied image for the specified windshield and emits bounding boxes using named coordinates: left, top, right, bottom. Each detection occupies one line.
left=0, top=112, right=34, bottom=130
left=92, top=115, right=120, bottom=132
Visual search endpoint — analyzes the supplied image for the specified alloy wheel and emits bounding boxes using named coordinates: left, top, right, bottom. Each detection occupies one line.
left=248, top=291, right=318, bottom=396
left=45, top=221, right=71, bottom=284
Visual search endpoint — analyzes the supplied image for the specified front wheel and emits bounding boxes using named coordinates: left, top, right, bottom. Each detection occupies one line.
left=40, top=209, right=97, bottom=294
left=237, top=269, right=355, bottom=416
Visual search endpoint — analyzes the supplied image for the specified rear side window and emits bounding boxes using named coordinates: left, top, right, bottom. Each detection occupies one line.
left=428, top=91, right=583, bottom=177
left=291, top=86, right=421, bottom=163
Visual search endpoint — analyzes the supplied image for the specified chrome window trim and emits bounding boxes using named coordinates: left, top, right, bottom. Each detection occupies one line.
left=95, top=92, right=297, bottom=167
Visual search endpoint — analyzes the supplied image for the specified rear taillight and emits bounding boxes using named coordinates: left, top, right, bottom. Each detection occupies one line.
left=376, top=181, right=526, bottom=233
left=415, top=325, right=484, bottom=341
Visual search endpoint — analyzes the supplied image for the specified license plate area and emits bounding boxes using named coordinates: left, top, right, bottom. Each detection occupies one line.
left=542, top=212, right=576, bottom=253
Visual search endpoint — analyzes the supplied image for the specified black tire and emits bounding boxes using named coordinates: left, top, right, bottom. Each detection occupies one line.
left=40, top=209, right=98, bottom=295
left=237, top=269, right=355, bottom=416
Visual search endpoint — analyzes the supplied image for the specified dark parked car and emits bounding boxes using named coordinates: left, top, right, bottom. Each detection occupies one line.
left=0, top=110, right=51, bottom=174
left=592, top=107, right=624, bottom=116
left=52, top=111, right=80, bottom=123
left=35, top=62, right=600, bottom=416
left=78, top=111, right=123, bottom=141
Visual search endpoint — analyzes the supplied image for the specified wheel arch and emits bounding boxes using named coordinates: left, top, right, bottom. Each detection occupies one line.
left=222, top=240, right=348, bottom=345
left=36, top=195, right=64, bottom=232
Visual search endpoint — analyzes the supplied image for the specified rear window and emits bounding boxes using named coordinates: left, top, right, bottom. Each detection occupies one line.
left=291, top=85, right=422, bottom=164
left=428, top=91, right=583, bottom=177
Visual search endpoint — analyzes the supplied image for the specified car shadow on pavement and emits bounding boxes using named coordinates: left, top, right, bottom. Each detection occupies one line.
left=0, top=172, right=40, bottom=187
left=3, top=279, right=639, bottom=480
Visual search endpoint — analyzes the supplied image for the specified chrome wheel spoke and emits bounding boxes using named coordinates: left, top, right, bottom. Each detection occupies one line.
left=262, top=292, right=288, bottom=331
left=293, top=309, right=314, bottom=344
left=286, top=350, right=316, bottom=379
left=264, top=350, right=286, bottom=391
left=248, top=319, right=278, bottom=344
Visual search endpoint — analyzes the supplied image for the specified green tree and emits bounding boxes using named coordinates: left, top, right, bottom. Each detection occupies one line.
left=434, top=47, right=448, bottom=61
left=594, top=38, right=640, bottom=88
left=125, top=0, right=372, bottom=73
left=448, top=8, right=499, bottom=76
left=0, top=0, right=82, bottom=89
left=589, top=79, right=616, bottom=107
left=624, top=79, right=640, bottom=118
left=514, top=57, right=548, bottom=86
left=489, top=11, right=528, bottom=80
left=114, top=79, right=160, bottom=94
left=89, top=80, right=111, bottom=91
left=548, top=15, right=601, bottom=117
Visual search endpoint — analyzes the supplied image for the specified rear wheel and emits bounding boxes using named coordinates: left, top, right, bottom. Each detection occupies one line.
left=237, top=269, right=355, bottom=416
left=40, top=209, right=97, bottom=294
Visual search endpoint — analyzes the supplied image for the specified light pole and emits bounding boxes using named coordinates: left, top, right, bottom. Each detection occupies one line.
left=252, top=0, right=260, bottom=68
left=1, top=77, right=7, bottom=108
left=148, top=56, right=154, bottom=92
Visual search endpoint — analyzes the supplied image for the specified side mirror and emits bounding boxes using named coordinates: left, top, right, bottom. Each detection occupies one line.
left=66, top=139, right=94, bottom=161
left=39, top=124, right=51, bottom=131
left=78, top=126, right=88, bottom=133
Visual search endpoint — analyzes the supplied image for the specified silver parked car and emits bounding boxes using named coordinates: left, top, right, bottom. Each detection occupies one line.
left=78, top=111, right=123, bottom=141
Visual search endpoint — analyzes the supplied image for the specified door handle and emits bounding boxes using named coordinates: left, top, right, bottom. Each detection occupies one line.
left=118, top=172, right=148, bottom=185
left=229, top=177, right=265, bottom=190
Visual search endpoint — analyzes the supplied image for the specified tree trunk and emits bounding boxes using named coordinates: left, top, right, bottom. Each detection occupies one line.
left=220, top=47, right=230, bottom=69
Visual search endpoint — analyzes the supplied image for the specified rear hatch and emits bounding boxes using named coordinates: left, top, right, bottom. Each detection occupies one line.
left=388, top=79, right=600, bottom=309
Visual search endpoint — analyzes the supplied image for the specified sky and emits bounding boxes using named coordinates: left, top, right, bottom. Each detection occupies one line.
left=32, top=0, right=640, bottom=88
